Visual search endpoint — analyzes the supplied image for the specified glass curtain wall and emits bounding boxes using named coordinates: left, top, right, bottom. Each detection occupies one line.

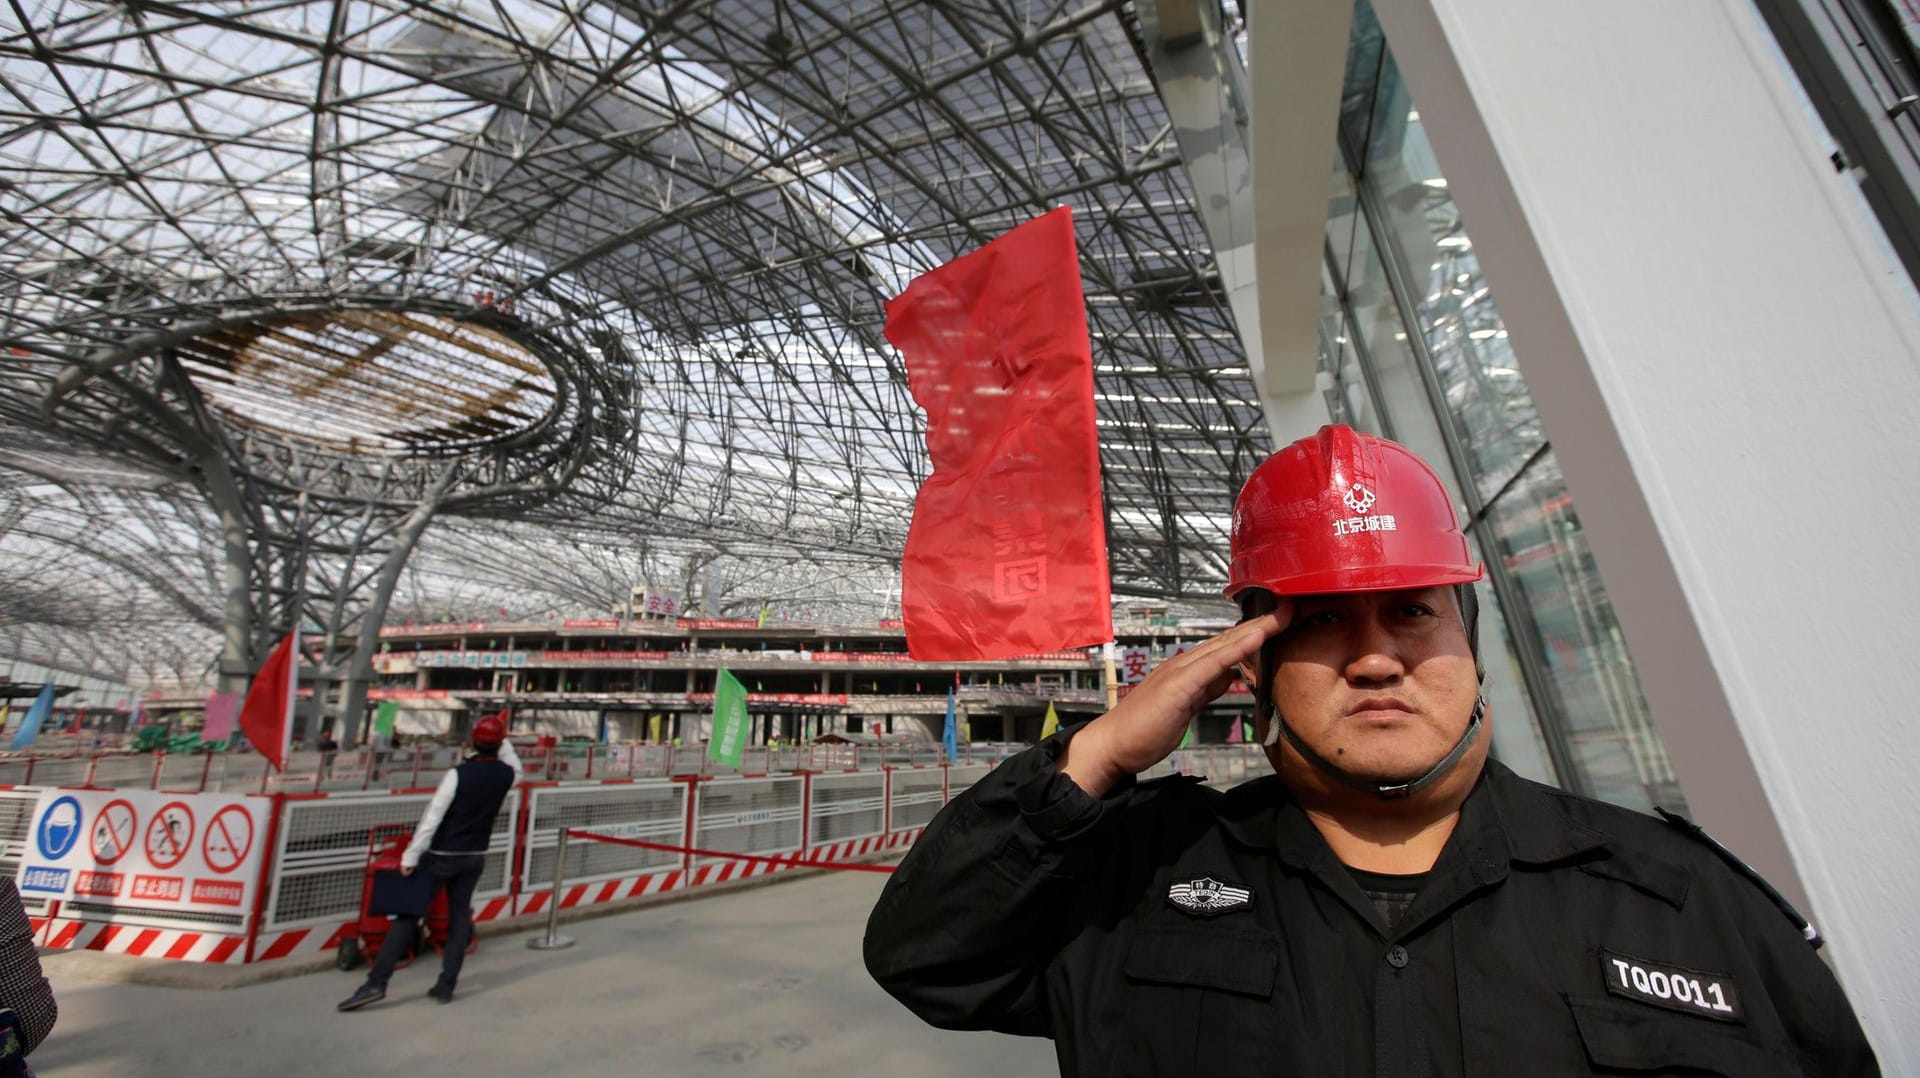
left=1310, top=3, right=1685, bottom=812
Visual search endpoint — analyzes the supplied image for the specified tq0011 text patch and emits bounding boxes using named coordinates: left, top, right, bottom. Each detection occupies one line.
left=1600, top=949, right=1743, bottom=1023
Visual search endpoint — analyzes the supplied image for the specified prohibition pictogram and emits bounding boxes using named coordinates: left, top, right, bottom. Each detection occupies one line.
left=201, top=805, right=254, bottom=875
left=90, top=798, right=137, bottom=865
left=145, top=801, right=196, bottom=870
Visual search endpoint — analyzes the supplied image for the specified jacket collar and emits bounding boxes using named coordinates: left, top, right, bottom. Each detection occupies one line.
left=1217, top=760, right=1613, bottom=871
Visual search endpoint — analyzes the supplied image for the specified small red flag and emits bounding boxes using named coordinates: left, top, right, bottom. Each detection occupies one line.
left=238, top=632, right=297, bottom=770
left=885, top=207, right=1113, bottom=661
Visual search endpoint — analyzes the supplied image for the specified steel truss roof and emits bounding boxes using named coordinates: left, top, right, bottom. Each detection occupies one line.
left=0, top=0, right=1266, bottom=687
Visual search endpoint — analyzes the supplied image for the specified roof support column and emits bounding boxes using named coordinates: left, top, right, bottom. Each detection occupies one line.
left=1138, top=0, right=1350, bottom=443
left=333, top=469, right=459, bottom=751
left=200, top=452, right=254, bottom=698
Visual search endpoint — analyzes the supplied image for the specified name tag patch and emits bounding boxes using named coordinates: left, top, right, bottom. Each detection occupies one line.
left=1167, top=876, right=1252, bottom=916
left=1601, top=948, right=1742, bottom=1023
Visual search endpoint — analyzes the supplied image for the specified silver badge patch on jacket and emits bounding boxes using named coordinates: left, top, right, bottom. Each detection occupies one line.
left=1167, top=876, right=1252, bottom=916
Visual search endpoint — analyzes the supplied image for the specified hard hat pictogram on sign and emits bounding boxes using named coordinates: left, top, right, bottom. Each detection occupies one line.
left=36, top=795, right=82, bottom=859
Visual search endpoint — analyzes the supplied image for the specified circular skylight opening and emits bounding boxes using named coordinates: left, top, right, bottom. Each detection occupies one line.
left=176, top=310, right=559, bottom=454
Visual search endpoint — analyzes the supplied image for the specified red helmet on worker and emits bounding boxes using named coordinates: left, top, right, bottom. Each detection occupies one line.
left=472, top=712, right=508, bottom=749
left=1226, top=424, right=1482, bottom=601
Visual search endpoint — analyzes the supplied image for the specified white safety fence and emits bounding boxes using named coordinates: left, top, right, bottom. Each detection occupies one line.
left=691, top=776, right=805, bottom=867
left=0, top=791, right=47, bottom=916
left=808, top=773, right=887, bottom=849
left=6, top=745, right=1274, bottom=966
left=262, top=790, right=521, bottom=934
left=1138, top=745, right=1270, bottom=784
left=887, top=768, right=948, bottom=833
left=520, top=783, right=687, bottom=910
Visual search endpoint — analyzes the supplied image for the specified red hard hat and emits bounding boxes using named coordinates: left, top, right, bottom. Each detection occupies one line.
left=1225, top=425, right=1482, bottom=600
left=472, top=712, right=508, bottom=747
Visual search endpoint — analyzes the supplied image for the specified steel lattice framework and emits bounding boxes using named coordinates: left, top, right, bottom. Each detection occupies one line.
left=0, top=0, right=1268, bottom=701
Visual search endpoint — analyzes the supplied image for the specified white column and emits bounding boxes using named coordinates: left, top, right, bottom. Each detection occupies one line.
left=1373, top=0, right=1920, bottom=1063
left=1246, top=0, right=1351, bottom=442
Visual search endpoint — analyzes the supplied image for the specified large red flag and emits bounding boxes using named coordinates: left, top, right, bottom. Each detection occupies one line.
left=238, top=632, right=297, bottom=770
left=885, top=207, right=1113, bottom=661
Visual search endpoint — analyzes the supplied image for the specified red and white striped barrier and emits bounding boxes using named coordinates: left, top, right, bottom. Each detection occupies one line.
left=518, top=870, right=682, bottom=916
left=246, top=894, right=520, bottom=963
left=36, top=919, right=249, bottom=963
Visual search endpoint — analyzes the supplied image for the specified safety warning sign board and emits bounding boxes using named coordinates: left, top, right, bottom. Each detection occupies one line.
left=15, top=790, right=269, bottom=916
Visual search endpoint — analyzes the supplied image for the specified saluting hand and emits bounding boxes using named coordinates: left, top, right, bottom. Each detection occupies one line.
left=1060, top=606, right=1291, bottom=798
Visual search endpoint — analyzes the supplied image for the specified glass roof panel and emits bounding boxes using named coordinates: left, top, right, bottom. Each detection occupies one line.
left=0, top=0, right=1269, bottom=684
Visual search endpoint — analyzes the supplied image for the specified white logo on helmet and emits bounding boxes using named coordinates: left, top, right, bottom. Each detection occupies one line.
left=1334, top=483, right=1396, bottom=537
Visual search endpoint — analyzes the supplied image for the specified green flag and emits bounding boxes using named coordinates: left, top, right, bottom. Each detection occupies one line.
left=1178, top=722, right=1193, bottom=749
left=374, top=701, right=398, bottom=738
left=710, top=668, right=749, bottom=768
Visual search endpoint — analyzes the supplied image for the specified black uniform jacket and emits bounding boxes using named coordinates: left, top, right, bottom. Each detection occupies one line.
left=864, top=728, right=1879, bottom=1077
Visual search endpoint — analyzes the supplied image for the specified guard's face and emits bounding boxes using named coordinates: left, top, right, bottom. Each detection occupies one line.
left=1261, top=587, right=1484, bottom=788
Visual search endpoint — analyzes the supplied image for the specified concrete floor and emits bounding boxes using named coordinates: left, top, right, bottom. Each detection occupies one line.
left=31, top=869, right=1057, bottom=1077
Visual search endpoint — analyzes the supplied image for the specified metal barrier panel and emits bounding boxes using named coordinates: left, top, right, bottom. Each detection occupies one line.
left=946, top=764, right=991, bottom=800
left=635, top=745, right=674, bottom=777
left=521, top=782, right=686, bottom=893
left=808, top=773, right=886, bottom=846
left=264, top=790, right=519, bottom=932
left=1137, top=747, right=1267, bottom=786
left=311, top=749, right=435, bottom=793
left=203, top=755, right=271, bottom=794
left=16, top=758, right=88, bottom=788
left=1219, top=748, right=1264, bottom=786
left=85, top=756, right=150, bottom=787
left=691, top=777, right=803, bottom=865
left=806, top=745, right=859, bottom=771
left=888, top=768, right=946, bottom=831
left=0, top=791, right=47, bottom=914
left=154, top=753, right=213, bottom=792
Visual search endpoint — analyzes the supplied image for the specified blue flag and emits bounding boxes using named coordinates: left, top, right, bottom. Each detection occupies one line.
left=10, top=684, right=55, bottom=751
left=943, top=688, right=959, bottom=762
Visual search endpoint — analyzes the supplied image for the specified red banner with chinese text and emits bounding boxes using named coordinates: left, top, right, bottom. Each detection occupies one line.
left=885, top=207, right=1112, bottom=661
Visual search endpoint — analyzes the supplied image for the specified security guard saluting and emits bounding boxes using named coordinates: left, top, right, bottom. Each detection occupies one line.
left=864, top=426, right=1878, bottom=1076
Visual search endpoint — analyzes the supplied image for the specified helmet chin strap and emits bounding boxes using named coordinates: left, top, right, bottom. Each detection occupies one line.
left=1267, top=697, right=1485, bottom=801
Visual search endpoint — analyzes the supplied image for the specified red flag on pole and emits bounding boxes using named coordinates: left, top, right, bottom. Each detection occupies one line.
left=238, top=632, right=298, bottom=771
left=885, top=206, right=1113, bottom=661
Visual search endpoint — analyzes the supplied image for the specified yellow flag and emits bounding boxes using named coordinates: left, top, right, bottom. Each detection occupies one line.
left=0, top=701, right=10, bottom=737
left=1040, top=701, right=1060, bottom=739
left=648, top=713, right=662, bottom=743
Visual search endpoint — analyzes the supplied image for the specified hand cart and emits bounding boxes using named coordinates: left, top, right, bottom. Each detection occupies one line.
left=335, top=822, right=477, bottom=971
